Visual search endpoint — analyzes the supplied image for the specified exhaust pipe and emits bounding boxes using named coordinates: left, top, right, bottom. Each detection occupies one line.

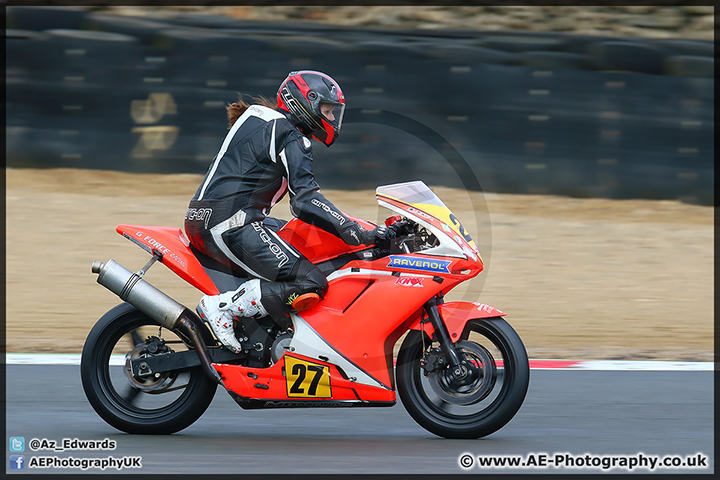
left=93, top=259, right=184, bottom=330
left=92, top=259, right=223, bottom=385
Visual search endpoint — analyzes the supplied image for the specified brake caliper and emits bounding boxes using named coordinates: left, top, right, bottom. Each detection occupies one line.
left=128, top=335, right=172, bottom=379
left=145, top=335, right=171, bottom=355
left=420, top=347, right=446, bottom=376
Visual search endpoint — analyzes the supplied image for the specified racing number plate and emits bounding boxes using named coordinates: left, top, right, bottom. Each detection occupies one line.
left=285, top=356, right=331, bottom=398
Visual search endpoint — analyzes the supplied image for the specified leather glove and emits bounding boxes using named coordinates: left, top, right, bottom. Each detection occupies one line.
left=344, top=220, right=415, bottom=246
left=387, top=219, right=417, bottom=237
left=352, top=225, right=395, bottom=246
left=374, top=225, right=397, bottom=242
left=340, top=223, right=382, bottom=246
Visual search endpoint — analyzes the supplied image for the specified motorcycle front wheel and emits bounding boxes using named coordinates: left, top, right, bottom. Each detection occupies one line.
left=396, top=317, right=529, bottom=439
left=81, top=303, right=217, bottom=434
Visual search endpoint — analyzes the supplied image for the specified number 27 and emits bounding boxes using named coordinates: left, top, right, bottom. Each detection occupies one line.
left=289, top=363, right=325, bottom=396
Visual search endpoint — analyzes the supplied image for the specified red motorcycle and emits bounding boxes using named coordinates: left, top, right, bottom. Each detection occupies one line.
left=81, top=181, right=529, bottom=439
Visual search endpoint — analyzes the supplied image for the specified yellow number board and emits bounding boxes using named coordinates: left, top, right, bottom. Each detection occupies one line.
left=414, top=202, right=479, bottom=254
left=285, top=356, right=332, bottom=398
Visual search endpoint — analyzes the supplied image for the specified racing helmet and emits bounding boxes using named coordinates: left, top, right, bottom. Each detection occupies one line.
left=276, top=70, right=345, bottom=147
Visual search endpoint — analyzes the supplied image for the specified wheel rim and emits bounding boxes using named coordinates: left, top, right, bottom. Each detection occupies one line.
left=411, top=323, right=517, bottom=423
left=95, top=318, right=201, bottom=419
left=427, top=341, right=496, bottom=406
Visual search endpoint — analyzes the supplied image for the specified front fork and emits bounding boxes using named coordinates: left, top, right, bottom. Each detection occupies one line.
left=424, top=295, right=473, bottom=382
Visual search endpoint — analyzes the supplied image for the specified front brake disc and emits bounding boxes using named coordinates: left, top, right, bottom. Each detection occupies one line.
left=427, top=340, right=497, bottom=405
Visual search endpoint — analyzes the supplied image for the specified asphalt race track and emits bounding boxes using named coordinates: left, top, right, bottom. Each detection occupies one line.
left=5, top=365, right=713, bottom=475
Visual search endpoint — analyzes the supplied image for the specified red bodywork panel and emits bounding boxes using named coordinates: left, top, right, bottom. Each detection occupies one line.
left=408, top=301, right=506, bottom=340
left=300, top=268, right=448, bottom=390
left=277, top=214, right=376, bottom=263
left=116, top=225, right=220, bottom=295
left=214, top=352, right=396, bottom=404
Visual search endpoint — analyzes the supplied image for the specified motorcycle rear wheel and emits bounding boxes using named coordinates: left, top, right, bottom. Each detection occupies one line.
left=396, top=317, right=529, bottom=439
left=81, top=303, right=217, bottom=434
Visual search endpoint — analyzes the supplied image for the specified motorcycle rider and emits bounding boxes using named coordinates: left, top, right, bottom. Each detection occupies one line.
left=185, top=70, right=397, bottom=353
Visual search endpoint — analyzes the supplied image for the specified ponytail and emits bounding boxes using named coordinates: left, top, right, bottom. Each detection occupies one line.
left=226, top=94, right=278, bottom=128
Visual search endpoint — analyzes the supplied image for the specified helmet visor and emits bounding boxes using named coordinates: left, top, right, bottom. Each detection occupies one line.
left=320, top=102, right=345, bottom=131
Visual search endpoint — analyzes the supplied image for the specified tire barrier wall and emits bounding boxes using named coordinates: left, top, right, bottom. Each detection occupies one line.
left=6, top=8, right=714, bottom=204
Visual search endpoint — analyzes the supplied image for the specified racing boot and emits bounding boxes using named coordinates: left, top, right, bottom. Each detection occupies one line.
left=196, top=294, right=243, bottom=354
left=219, top=278, right=268, bottom=319
left=197, top=279, right=268, bottom=353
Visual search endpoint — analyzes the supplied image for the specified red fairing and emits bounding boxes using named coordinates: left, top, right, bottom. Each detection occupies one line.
left=408, top=301, right=506, bottom=340
left=298, top=268, right=447, bottom=390
left=116, top=225, right=220, bottom=295
left=277, top=214, right=376, bottom=263
left=213, top=353, right=396, bottom=403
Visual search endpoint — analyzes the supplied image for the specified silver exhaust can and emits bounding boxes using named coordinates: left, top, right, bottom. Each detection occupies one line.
left=92, top=259, right=185, bottom=330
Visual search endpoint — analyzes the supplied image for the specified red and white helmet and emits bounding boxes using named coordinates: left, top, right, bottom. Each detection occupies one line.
left=277, top=70, right=345, bottom=147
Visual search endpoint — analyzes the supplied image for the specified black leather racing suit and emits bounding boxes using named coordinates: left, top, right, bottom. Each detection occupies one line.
left=184, top=104, right=373, bottom=320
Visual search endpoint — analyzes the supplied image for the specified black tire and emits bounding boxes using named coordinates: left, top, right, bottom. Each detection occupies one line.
left=396, top=317, right=529, bottom=439
left=81, top=303, right=217, bottom=434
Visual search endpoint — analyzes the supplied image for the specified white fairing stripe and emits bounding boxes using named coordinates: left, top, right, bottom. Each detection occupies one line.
left=198, top=105, right=284, bottom=200
left=289, top=314, right=391, bottom=390
left=209, top=209, right=269, bottom=281
left=325, top=267, right=432, bottom=282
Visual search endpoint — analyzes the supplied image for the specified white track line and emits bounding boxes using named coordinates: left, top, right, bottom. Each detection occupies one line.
left=3, top=354, right=714, bottom=371
left=5, top=354, right=125, bottom=366
left=563, top=360, right=713, bottom=371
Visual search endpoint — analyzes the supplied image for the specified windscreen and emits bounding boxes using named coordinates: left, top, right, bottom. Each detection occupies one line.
left=377, top=181, right=480, bottom=259
left=376, top=181, right=446, bottom=207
